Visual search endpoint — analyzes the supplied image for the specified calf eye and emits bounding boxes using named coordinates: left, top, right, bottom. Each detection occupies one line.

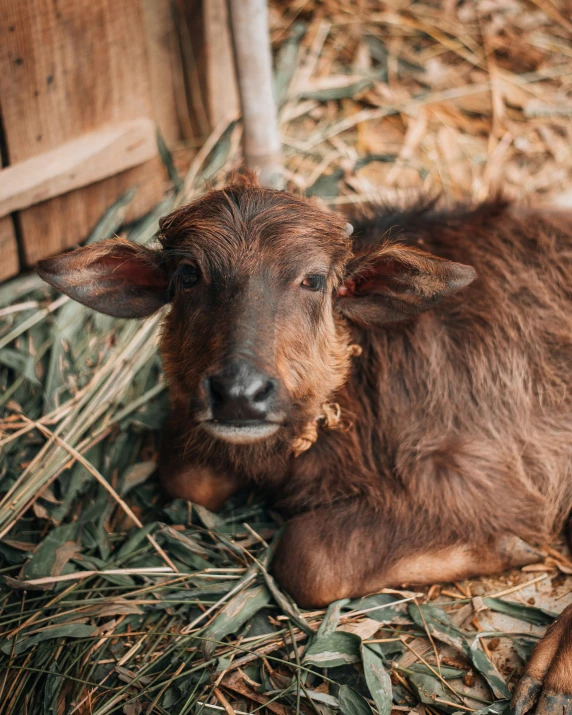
left=177, top=262, right=199, bottom=289
left=301, top=274, right=326, bottom=292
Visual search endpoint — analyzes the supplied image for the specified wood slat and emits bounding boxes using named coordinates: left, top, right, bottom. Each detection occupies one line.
left=141, top=0, right=185, bottom=147
left=0, top=152, right=19, bottom=282
left=204, top=0, right=239, bottom=127
left=0, top=118, right=157, bottom=218
left=0, top=218, right=19, bottom=282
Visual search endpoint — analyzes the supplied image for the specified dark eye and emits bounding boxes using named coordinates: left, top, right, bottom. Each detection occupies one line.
left=301, top=274, right=327, bottom=292
left=177, top=262, right=199, bottom=289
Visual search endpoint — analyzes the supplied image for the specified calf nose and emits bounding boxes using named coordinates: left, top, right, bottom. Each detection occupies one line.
left=205, top=362, right=278, bottom=421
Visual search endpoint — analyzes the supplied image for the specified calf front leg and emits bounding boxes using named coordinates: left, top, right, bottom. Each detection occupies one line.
left=271, top=501, right=542, bottom=608
left=161, top=462, right=239, bottom=511
left=512, top=606, right=572, bottom=715
left=511, top=516, right=572, bottom=715
left=159, top=417, right=239, bottom=510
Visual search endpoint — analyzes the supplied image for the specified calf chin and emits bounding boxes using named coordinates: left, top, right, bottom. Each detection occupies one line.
left=200, top=419, right=281, bottom=444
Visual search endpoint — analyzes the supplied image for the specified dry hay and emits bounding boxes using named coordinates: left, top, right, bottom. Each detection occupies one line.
left=0, top=1, right=571, bottom=713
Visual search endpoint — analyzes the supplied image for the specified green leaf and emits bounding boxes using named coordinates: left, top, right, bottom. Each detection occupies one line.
left=469, top=636, right=511, bottom=699
left=338, top=684, right=373, bottom=715
left=194, top=504, right=226, bottom=531
left=115, top=523, right=157, bottom=561
left=157, top=130, right=183, bottom=192
left=85, top=189, right=136, bottom=245
left=299, top=78, right=372, bottom=101
left=307, top=168, right=344, bottom=199
left=1, top=623, right=96, bottom=655
left=408, top=603, right=470, bottom=656
left=0, top=273, right=45, bottom=308
left=407, top=671, right=460, bottom=714
left=22, top=523, right=79, bottom=580
left=410, top=663, right=466, bottom=679
left=274, top=21, right=306, bottom=107
left=304, top=631, right=362, bottom=668
left=482, top=597, right=557, bottom=626
left=354, top=154, right=397, bottom=170
left=346, top=593, right=407, bottom=622
left=44, top=300, right=86, bottom=407
left=0, top=348, right=40, bottom=386
left=119, top=461, right=157, bottom=496
left=201, top=584, right=272, bottom=659
left=195, top=122, right=237, bottom=186
left=453, top=702, right=510, bottom=715
left=362, top=642, right=392, bottom=715
left=512, top=635, right=538, bottom=661
left=257, top=562, right=313, bottom=635
left=317, top=599, right=350, bottom=637
left=43, top=660, right=63, bottom=715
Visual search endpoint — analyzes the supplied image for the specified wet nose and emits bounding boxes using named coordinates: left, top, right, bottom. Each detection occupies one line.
left=205, top=362, right=278, bottom=421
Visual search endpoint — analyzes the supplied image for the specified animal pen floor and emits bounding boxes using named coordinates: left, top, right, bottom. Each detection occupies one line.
left=1, top=1, right=572, bottom=713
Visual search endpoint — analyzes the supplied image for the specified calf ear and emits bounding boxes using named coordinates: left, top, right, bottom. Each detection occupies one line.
left=37, top=238, right=168, bottom=318
left=336, top=243, right=475, bottom=326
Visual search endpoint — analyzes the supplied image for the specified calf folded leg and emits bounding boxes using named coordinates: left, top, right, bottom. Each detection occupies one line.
left=161, top=463, right=239, bottom=511
left=159, top=418, right=240, bottom=510
left=271, top=501, right=542, bottom=608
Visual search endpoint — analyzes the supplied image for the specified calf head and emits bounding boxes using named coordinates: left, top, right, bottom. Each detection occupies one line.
left=38, top=174, right=475, bottom=450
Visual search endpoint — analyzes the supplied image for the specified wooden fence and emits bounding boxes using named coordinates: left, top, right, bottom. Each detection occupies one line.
left=0, top=0, right=239, bottom=281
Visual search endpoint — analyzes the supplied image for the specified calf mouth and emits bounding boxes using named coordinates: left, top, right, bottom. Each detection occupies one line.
left=200, top=419, right=281, bottom=444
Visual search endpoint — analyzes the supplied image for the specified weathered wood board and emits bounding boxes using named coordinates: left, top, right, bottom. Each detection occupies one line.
left=0, top=118, right=157, bottom=218
left=0, top=153, right=19, bottom=282
left=0, top=0, right=166, bottom=265
left=204, top=0, right=239, bottom=127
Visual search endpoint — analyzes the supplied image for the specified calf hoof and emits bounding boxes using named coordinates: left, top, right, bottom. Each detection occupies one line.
left=511, top=604, right=572, bottom=714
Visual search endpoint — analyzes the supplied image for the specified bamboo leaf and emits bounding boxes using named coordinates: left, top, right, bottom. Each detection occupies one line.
left=201, top=584, right=272, bottom=659
left=317, top=598, right=350, bottom=637
left=512, top=635, right=538, bottom=661
left=338, top=685, right=374, bottom=715
left=1, top=624, right=97, bottom=655
left=304, top=632, right=362, bottom=668
left=407, top=672, right=460, bottom=714
left=21, top=523, right=79, bottom=580
left=469, top=637, right=511, bottom=699
left=0, top=347, right=40, bottom=386
left=346, top=593, right=407, bottom=622
left=482, top=597, right=557, bottom=626
left=408, top=603, right=470, bottom=656
left=362, top=642, right=392, bottom=715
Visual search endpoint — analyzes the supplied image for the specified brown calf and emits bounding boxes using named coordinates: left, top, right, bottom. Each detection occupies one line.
left=38, top=173, right=572, bottom=713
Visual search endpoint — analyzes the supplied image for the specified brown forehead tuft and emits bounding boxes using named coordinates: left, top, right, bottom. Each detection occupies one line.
left=158, top=183, right=351, bottom=263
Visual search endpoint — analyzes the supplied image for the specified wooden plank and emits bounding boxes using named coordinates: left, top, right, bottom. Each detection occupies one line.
left=204, top=0, right=239, bottom=127
left=176, top=0, right=211, bottom=143
left=0, top=0, right=165, bottom=265
left=0, top=151, right=19, bottom=282
left=0, top=118, right=157, bottom=218
left=0, top=218, right=19, bottom=282
left=141, top=0, right=184, bottom=147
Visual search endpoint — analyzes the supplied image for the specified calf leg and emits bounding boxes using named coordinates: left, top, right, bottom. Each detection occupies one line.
left=159, top=417, right=240, bottom=510
left=512, top=605, right=572, bottom=715
left=161, top=463, right=239, bottom=511
left=510, top=516, right=572, bottom=715
left=271, top=502, right=542, bottom=608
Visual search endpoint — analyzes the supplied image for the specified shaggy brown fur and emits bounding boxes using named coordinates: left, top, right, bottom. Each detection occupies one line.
left=37, top=173, right=572, bottom=708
